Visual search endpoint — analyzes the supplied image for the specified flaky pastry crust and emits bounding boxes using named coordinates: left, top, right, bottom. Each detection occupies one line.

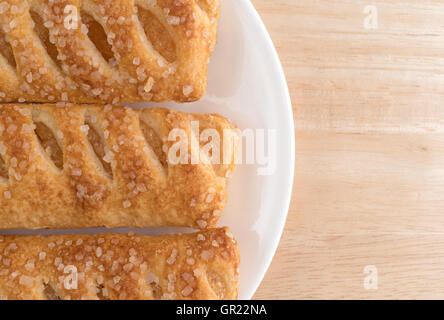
left=0, top=228, right=240, bottom=300
left=0, top=0, right=219, bottom=103
left=0, top=104, right=238, bottom=229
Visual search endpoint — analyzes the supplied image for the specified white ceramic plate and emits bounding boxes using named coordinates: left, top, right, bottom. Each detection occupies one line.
left=0, top=0, right=294, bottom=299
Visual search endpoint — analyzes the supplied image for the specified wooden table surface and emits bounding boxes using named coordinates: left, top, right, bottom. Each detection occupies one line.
left=252, top=0, right=444, bottom=299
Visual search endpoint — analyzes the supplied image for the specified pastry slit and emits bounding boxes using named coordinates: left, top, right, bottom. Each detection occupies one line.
left=84, top=112, right=113, bottom=179
left=29, top=10, right=63, bottom=71
left=33, top=121, right=64, bottom=171
left=42, top=281, right=62, bottom=300
left=189, top=119, right=222, bottom=179
left=81, top=12, right=116, bottom=66
left=0, top=154, right=8, bottom=182
left=0, top=25, right=16, bottom=69
left=95, top=283, right=109, bottom=300
left=136, top=5, right=177, bottom=63
left=192, top=115, right=239, bottom=178
left=149, top=282, right=164, bottom=300
left=195, top=126, right=219, bottom=174
left=139, top=119, right=167, bottom=169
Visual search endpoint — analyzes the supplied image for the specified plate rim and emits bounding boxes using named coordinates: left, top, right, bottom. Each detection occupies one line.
left=241, top=0, right=295, bottom=299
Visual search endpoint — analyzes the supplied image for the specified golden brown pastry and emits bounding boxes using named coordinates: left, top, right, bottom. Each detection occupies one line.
left=0, top=0, right=219, bottom=103
left=0, top=104, right=238, bottom=229
left=0, top=228, right=240, bottom=300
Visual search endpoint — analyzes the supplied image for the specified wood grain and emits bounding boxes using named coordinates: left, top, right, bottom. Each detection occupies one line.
left=252, top=0, right=444, bottom=299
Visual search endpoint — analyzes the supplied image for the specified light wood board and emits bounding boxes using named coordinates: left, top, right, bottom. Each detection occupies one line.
left=252, top=0, right=444, bottom=299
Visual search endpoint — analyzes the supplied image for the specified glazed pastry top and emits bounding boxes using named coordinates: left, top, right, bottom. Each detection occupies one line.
left=0, top=104, right=238, bottom=229
left=0, top=228, right=240, bottom=300
left=0, top=0, right=220, bottom=103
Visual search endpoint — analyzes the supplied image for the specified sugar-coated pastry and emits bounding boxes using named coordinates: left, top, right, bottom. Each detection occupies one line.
left=0, top=228, right=240, bottom=300
left=0, top=104, right=238, bottom=229
left=0, top=0, right=219, bottom=103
